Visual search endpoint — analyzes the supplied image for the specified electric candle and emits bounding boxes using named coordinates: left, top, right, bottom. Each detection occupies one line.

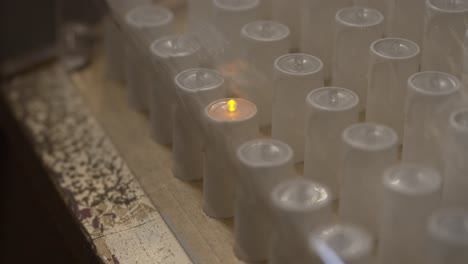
left=173, top=68, right=226, bottom=181
left=421, top=0, right=468, bottom=78
left=212, top=0, right=260, bottom=60
left=378, top=164, right=442, bottom=264
left=240, top=20, right=290, bottom=127
left=386, top=0, right=425, bottom=45
left=332, top=6, right=384, bottom=111
left=442, top=108, right=468, bottom=207
left=272, top=54, right=324, bottom=163
left=402, top=71, right=462, bottom=171
left=309, top=224, right=374, bottom=264
left=339, top=123, right=399, bottom=237
left=366, top=38, right=420, bottom=141
left=204, top=98, right=259, bottom=218
left=270, top=179, right=332, bottom=264
left=124, top=4, right=174, bottom=112
left=304, top=87, right=359, bottom=198
left=235, top=139, right=294, bottom=262
left=426, top=208, right=468, bottom=264
left=301, top=0, right=351, bottom=80
left=271, top=0, right=301, bottom=50
left=149, top=34, right=201, bottom=144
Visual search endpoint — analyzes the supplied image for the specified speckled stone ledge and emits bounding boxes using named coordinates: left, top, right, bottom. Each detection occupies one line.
left=4, top=65, right=191, bottom=264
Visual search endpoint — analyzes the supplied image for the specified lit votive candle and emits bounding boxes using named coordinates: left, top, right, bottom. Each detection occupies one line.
left=173, top=68, right=226, bottom=181
left=402, top=71, right=462, bottom=171
left=240, top=20, right=290, bottom=127
left=332, top=6, right=384, bottom=111
left=203, top=98, right=259, bottom=218
left=366, top=38, right=420, bottom=141
left=149, top=34, right=201, bottom=144
left=442, top=108, right=468, bottom=207
left=235, top=138, right=294, bottom=262
left=272, top=54, right=324, bottom=163
left=378, top=163, right=442, bottom=264
left=309, top=224, right=374, bottom=264
left=124, top=4, right=174, bottom=112
left=270, top=179, right=332, bottom=264
left=271, top=0, right=301, bottom=50
left=426, top=208, right=468, bottom=264
left=301, top=0, right=352, bottom=80
left=304, top=87, right=360, bottom=198
left=339, top=123, right=399, bottom=237
left=212, top=0, right=260, bottom=60
left=421, top=0, right=468, bottom=78
left=385, top=0, right=425, bottom=45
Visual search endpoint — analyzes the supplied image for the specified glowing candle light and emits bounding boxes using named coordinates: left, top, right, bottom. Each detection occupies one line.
left=204, top=98, right=259, bottom=218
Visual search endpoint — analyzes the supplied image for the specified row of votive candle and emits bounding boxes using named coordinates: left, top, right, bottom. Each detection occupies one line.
left=103, top=0, right=468, bottom=263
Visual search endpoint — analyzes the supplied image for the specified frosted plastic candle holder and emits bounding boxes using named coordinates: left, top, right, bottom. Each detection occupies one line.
left=234, top=138, right=294, bottom=262
left=304, top=87, right=360, bottom=198
left=332, top=6, right=384, bottom=111
left=301, top=0, right=351, bottom=80
left=271, top=0, right=301, bottom=50
left=203, top=98, right=259, bottom=218
left=309, top=224, right=373, bottom=264
left=378, top=163, right=442, bottom=264
left=124, top=4, right=173, bottom=112
left=272, top=54, right=324, bottom=163
left=421, top=0, right=468, bottom=77
left=270, top=178, right=332, bottom=264
left=385, top=0, right=425, bottom=45
left=426, top=208, right=468, bottom=264
left=339, top=123, right=399, bottom=237
left=149, top=34, right=201, bottom=144
left=402, top=71, right=462, bottom=170
left=240, top=20, right=290, bottom=127
left=442, top=108, right=468, bottom=207
left=366, top=38, right=420, bottom=141
left=173, top=68, right=226, bottom=181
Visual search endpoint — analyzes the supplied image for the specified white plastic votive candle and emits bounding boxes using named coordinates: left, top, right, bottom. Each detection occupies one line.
left=301, top=0, right=351, bottom=80
left=234, top=138, right=294, bottom=262
left=270, top=178, right=332, bottom=264
left=378, top=163, right=442, bottom=264
left=304, top=87, right=360, bottom=198
left=385, top=0, right=425, bottom=45
left=421, top=0, right=468, bottom=78
left=203, top=98, right=259, bottom=218
left=149, top=34, right=201, bottom=144
left=332, top=6, right=384, bottom=111
left=366, top=38, right=420, bottom=140
left=402, top=71, right=462, bottom=171
left=173, top=68, right=226, bottom=181
left=309, top=224, right=374, bottom=264
left=272, top=54, right=324, bottom=163
left=442, top=108, right=468, bottom=207
left=339, top=123, right=399, bottom=237
left=426, top=208, right=468, bottom=264
left=240, top=20, right=290, bottom=127
left=124, top=4, right=174, bottom=112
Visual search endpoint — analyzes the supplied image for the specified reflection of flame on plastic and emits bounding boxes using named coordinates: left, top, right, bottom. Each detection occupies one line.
left=228, top=99, right=237, bottom=113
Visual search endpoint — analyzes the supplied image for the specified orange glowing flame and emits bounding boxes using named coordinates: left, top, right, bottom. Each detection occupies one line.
left=227, top=99, right=237, bottom=113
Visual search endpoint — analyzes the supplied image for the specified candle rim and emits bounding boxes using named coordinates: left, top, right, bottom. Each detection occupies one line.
left=241, top=20, right=290, bottom=42
left=306, top=87, right=359, bottom=112
left=342, top=123, right=398, bottom=151
left=336, top=6, right=384, bottom=28
left=382, top=163, right=442, bottom=196
left=428, top=208, right=468, bottom=246
left=370, top=38, right=420, bottom=60
left=125, top=4, right=173, bottom=28
left=274, top=53, right=324, bottom=76
left=150, top=34, right=201, bottom=58
left=408, top=71, right=461, bottom=96
left=205, top=98, right=257, bottom=123
left=213, top=0, right=260, bottom=11
left=237, top=138, right=293, bottom=168
left=175, top=68, right=225, bottom=93
left=427, top=0, right=468, bottom=13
